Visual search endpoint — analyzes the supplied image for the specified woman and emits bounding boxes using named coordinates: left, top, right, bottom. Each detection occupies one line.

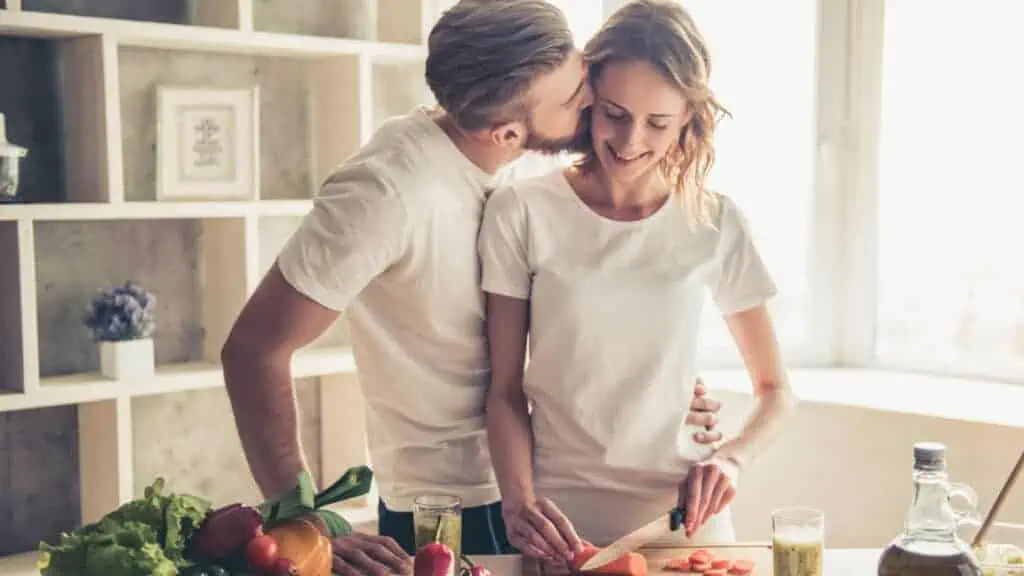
left=477, top=0, right=798, bottom=564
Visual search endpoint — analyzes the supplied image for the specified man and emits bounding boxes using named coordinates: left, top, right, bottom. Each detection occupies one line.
left=221, top=1, right=724, bottom=574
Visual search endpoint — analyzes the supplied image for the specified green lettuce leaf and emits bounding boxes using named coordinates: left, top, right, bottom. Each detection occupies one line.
left=37, top=477, right=211, bottom=576
left=162, top=492, right=211, bottom=566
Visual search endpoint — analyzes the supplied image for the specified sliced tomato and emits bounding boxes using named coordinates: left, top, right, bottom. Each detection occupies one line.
left=728, top=558, right=755, bottom=575
left=688, top=549, right=712, bottom=564
left=663, top=557, right=690, bottom=572
left=690, top=560, right=712, bottom=572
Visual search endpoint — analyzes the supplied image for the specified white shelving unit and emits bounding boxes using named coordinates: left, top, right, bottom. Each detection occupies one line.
left=0, top=0, right=443, bottom=570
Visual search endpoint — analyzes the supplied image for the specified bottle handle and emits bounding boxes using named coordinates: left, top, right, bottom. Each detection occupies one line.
left=948, top=482, right=982, bottom=525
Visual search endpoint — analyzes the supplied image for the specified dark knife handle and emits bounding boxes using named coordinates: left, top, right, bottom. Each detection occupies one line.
left=669, top=505, right=686, bottom=531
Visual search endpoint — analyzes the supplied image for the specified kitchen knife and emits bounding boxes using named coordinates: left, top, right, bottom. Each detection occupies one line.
left=577, top=506, right=686, bottom=571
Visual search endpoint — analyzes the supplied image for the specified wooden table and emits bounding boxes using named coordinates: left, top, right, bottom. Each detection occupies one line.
left=466, top=546, right=882, bottom=575
left=1, top=547, right=882, bottom=575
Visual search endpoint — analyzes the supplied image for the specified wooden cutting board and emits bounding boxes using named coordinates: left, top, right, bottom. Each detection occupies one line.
left=521, top=543, right=774, bottom=575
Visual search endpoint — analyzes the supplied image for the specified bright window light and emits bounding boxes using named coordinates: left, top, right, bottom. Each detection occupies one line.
left=875, top=1, right=1024, bottom=380
left=677, top=1, right=820, bottom=362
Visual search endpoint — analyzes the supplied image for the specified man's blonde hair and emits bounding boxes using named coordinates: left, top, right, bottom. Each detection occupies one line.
left=576, top=0, right=729, bottom=226
left=425, top=0, right=576, bottom=131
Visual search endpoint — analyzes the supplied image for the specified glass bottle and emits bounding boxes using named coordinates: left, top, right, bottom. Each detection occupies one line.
left=0, top=112, right=29, bottom=202
left=878, top=441, right=983, bottom=575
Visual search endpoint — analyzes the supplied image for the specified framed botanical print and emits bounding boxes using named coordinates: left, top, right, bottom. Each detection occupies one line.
left=156, top=86, right=259, bottom=201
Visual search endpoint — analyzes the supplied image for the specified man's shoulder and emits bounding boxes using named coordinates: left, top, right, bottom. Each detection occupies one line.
left=497, top=169, right=566, bottom=198
left=324, top=109, right=446, bottom=198
left=316, top=119, right=419, bottom=193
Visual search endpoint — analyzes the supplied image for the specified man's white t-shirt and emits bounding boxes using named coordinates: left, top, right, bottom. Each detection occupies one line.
left=477, top=170, right=778, bottom=545
left=277, top=107, right=508, bottom=511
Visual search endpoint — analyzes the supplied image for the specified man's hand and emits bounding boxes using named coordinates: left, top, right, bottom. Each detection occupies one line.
left=331, top=532, right=411, bottom=576
left=503, top=498, right=584, bottom=564
left=687, top=377, right=723, bottom=445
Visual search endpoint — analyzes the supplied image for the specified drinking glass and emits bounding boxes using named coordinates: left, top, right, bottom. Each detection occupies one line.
left=772, top=506, right=824, bottom=576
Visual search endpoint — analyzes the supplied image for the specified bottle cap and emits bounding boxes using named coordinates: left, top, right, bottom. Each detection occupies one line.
left=913, top=441, right=947, bottom=471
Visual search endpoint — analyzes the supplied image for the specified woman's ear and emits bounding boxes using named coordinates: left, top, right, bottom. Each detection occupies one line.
left=680, top=104, right=695, bottom=128
left=676, top=105, right=700, bottom=147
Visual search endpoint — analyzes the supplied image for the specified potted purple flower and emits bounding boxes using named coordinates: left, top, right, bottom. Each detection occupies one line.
left=83, top=281, right=157, bottom=380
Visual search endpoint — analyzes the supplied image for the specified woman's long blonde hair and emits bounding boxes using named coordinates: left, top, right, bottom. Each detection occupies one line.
left=574, top=0, right=729, bottom=226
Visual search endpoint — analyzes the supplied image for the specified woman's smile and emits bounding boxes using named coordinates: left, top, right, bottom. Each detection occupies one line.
left=606, top=142, right=652, bottom=165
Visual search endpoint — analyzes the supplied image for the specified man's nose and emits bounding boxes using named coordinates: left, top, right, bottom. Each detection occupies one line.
left=580, top=84, right=594, bottom=108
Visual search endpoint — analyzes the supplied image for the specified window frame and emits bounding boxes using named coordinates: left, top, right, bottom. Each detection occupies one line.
left=821, top=0, right=885, bottom=369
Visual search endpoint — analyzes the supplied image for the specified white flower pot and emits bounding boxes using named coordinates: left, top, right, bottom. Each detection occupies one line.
left=99, top=338, right=155, bottom=380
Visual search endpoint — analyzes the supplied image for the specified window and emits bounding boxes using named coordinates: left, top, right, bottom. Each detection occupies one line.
left=549, top=0, right=604, bottom=45
left=673, top=1, right=821, bottom=364
left=874, top=1, right=1024, bottom=380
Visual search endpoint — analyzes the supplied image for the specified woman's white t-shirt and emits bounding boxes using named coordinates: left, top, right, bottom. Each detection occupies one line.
left=477, top=170, right=778, bottom=546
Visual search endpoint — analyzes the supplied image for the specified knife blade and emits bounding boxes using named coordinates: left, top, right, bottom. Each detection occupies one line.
left=578, top=506, right=686, bottom=571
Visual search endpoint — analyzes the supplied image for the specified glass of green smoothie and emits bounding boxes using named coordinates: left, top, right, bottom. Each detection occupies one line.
left=772, top=506, right=824, bottom=576
left=413, top=494, right=463, bottom=558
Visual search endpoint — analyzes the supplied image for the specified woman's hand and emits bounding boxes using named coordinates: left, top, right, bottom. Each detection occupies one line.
left=677, top=458, right=739, bottom=537
left=503, top=497, right=584, bottom=564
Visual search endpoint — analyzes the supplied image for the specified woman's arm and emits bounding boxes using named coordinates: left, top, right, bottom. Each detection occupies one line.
left=484, top=292, right=534, bottom=510
left=680, top=303, right=798, bottom=535
left=713, top=303, right=798, bottom=465
left=485, top=292, right=582, bottom=562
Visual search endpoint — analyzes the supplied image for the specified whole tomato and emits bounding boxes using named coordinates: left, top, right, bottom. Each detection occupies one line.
left=245, top=534, right=279, bottom=572
left=414, top=542, right=456, bottom=576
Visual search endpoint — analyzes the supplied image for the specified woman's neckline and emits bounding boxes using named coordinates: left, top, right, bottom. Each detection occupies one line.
left=557, top=167, right=674, bottom=226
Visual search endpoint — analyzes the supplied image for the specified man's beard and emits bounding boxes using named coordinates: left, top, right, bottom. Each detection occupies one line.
left=521, top=108, right=593, bottom=156
left=522, top=131, right=579, bottom=155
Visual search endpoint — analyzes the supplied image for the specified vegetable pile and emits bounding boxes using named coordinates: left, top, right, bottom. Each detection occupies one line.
left=36, top=466, right=373, bottom=576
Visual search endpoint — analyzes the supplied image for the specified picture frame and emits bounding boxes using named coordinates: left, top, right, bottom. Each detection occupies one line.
left=156, top=86, right=260, bottom=201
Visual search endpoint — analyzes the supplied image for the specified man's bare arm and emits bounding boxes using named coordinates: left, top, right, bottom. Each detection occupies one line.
left=221, top=263, right=339, bottom=498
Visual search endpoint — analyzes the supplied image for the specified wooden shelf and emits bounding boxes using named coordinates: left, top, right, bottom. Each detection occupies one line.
left=0, top=9, right=426, bottom=61
left=0, top=0, right=436, bottom=562
left=0, top=346, right=355, bottom=413
left=0, top=200, right=314, bottom=221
